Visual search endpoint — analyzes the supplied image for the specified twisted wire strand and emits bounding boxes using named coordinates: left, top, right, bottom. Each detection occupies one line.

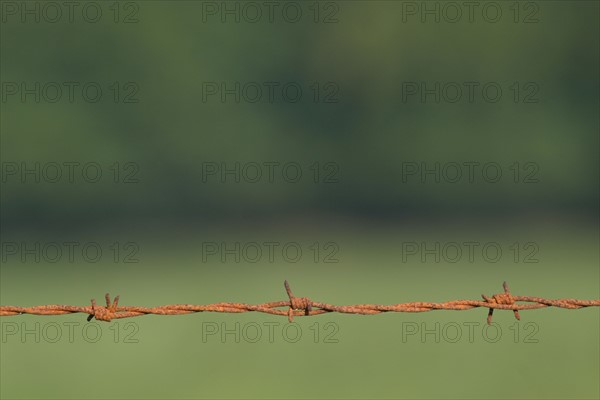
left=1, top=281, right=598, bottom=325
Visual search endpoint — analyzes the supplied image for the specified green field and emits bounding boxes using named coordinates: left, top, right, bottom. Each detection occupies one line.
left=1, top=223, right=598, bottom=399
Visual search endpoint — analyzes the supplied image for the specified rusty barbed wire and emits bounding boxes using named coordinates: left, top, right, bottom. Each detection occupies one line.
left=1, top=281, right=598, bottom=325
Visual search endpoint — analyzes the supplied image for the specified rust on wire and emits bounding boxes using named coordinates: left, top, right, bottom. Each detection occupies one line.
left=1, top=281, right=598, bottom=325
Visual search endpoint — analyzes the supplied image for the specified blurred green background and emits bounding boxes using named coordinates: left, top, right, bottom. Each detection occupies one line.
left=0, top=1, right=598, bottom=399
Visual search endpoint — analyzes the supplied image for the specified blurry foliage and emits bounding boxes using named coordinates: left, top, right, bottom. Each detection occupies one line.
left=1, top=2, right=598, bottom=226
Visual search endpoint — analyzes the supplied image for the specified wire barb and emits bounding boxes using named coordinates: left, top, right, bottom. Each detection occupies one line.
left=87, top=293, right=120, bottom=322
left=284, top=280, right=312, bottom=322
left=1, top=281, right=598, bottom=325
left=482, top=281, right=521, bottom=325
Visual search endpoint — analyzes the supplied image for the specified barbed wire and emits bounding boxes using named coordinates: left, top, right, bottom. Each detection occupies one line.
left=1, top=281, right=598, bottom=325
